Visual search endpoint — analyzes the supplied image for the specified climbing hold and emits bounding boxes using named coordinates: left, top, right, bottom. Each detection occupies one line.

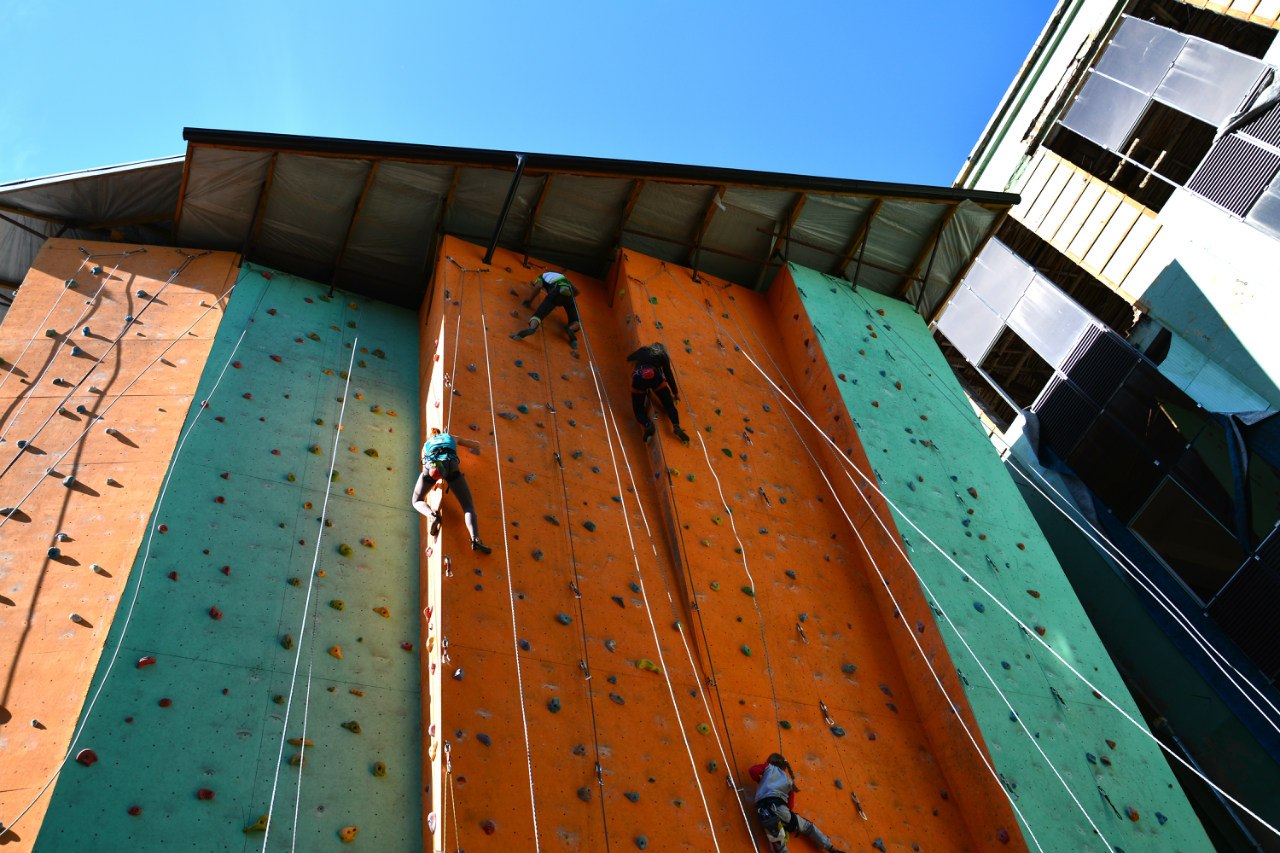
left=1105, top=739, right=1116, bottom=749
left=1026, top=589, right=1041, bottom=598
left=341, top=720, right=362, bottom=734
left=288, top=737, right=314, bottom=747
left=328, top=645, right=343, bottom=659
left=337, top=543, right=354, bottom=557
left=830, top=725, right=846, bottom=737
left=75, top=748, right=98, bottom=767
left=1085, top=752, right=1097, bottom=764
left=1034, top=626, right=1047, bottom=636
left=373, top=761, right=387, bottom=777
left=741, top=586, right=754, bottom=597
left=785, top=570, right=796, bottom=579
left=741, top=645, right=752, bottom=657
left=287, top=577, right=301, bottom=587
left=972, top=602, right=986, bottom=613
left=872, top=839, right=886, bottom=852
left=127, top=806, right=142, bottom=817
left=338, top=826, right=359, bottom=843
left=244, top=815, right=270, bottom=833
left=1126, top=807, right=1140, bottom=822
left=209, top=606, right=223, bottom=621
left=158, top=698, right=172, bottom=708
left=330, top=599, right=345, bottom=611
left=477, top=733, right=492, bottom=747
left=780, top=720, right=792, bottom=730
left=583, top=520, right=597, bottom=532
left=623, top=791, right=641, bottom=803
left=373, top=606, right=390, bottom=618
left=401, top=642, right=414, bottom=652
left=547, top=697, right=562, bottom=713
left=280, top=634, right=294, bottom=650
left=841, top=663, right=857, bottom=675
left=967, top=486, right=979, bottom=499
left=577, top=786, right=592, bottom=802
left=1156, top=812, right=1167, bottom=825
left=604, top=639, right=617, bottom=652
left=196, top=788, right=215, bottom=801
left=609, top=693, right=625, bottom=705
left=636, top=835, right=648, bottom=849
left=47, top=547, right=61, bottom=559
left=556, top=613, right=573, bottom=625
left=709, top=581, right=720, bottom=591
left=636, top=659, right=661, bottom=673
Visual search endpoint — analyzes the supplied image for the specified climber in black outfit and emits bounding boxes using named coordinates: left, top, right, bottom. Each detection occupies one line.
left=511, top=271, right=581, bottom=342
left=627, top=343, right=689, bottom=444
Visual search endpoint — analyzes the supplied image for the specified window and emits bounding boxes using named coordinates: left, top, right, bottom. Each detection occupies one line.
left=979, top=328, right=1054, bottom=410
left=1131, top=478, right=1245, bottom=603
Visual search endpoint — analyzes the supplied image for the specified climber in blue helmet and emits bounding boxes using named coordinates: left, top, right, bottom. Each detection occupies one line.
left=411, top=427, right=491, bottom=554
left=511, top=271, right=581, bottom=342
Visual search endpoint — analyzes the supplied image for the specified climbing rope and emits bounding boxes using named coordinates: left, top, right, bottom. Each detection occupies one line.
left=0, top=270, right=258, bottom=836
left=475, top=274, right=544, bottom=853
left=693, top=290, right=1280, bottom=841
left=535, top=320, right=613, bottom=850
left=443, top=257, right=468, bottom=433
left=664, top=268, right=1054, bottom=845
left=595, top=398, right=762, bottom=853
left=261, top=335, right=359, bottom=853
left=841, top=285, right=1280, bottom=736
left=0, top=281, right=237, bottom=534
left=574, top=294, right=727, bottom=853
left=0, top=250, right=208, bottom=483
left=641, top=270, right=787, bottom=750
left=445, top=741, right=461, bottom=853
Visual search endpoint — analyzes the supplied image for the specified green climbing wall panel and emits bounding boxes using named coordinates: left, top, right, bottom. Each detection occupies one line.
left=35, top=266, right=422, bottom=852
left=789, top=263, right=1213, bottom=852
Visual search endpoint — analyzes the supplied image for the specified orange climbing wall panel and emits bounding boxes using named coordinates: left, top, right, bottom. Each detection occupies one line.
left=418, top=237, right=1023, bottom=852
left=0, top=239, right=238, bottom=850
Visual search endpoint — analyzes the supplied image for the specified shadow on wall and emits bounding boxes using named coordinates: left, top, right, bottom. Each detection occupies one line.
left=1140, top=260, right=1280, bottom=408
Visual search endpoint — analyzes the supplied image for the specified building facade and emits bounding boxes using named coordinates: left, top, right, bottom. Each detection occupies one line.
left=942, top=0, right=1280, bottom=848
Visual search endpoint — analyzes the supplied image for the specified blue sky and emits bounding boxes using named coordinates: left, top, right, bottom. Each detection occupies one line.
left=1, top=1, right=1057, bottom=187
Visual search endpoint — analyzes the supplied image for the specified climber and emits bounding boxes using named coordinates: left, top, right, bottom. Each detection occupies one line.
left=511, top=271, right=581, bottom=342
left=750, top=753, right=845, bottom=853
left=627, top=342, right=689, bottom=444
left=412, top=427, right=491, bottom=554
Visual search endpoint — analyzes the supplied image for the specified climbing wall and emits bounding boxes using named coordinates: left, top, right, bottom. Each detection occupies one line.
left=419, top=237, right=1022, bottom=852
left=31, top=266, right=423, bottom=852
left=779, top=263, right=1214, bottom=852
left=0, top=240, right=239, bottom=852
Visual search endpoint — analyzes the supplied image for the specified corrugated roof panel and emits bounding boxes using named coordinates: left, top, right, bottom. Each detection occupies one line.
left=532, top=174, right=633, bottom=256
left=177, top=148, right=272, bottom=250
left=626, top=181, right=713, bottom=248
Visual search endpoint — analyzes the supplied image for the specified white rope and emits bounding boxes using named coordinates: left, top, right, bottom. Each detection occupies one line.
left=670, top=274, right=1049, bottom=849
left=0, top=272, right=252, bottom=835
left=598, top=399, right=762, bottom=852
left=0, top=257, right=88, bottom=420
left=725, top=322, right=1280, bottom=841
left=261, top=335, right=359, bottom=853
left=444, top=264, right=466, bottom=433
left=475, top=276, right=543, bottom=852
left=576, top=311, right=725, bottom=853
left=845, top=289, right=1280, bottom=735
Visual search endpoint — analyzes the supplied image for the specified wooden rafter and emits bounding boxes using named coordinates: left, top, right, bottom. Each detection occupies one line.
left=330, top=160, right=380, bottom=284
left=833, top=198, right=883, bottom=279
left=688, top=185, right=725, bottom=267
left=897, top=202, right=960, bottom=299
left=522, top=174, right=553, bottom=256
left=611, top=180, right=645, bottom=249
left=242, top=153, right=278, bottom=259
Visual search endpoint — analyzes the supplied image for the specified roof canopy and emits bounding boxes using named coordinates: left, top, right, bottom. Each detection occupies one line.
left=0, top=128, right=1016, bottom=314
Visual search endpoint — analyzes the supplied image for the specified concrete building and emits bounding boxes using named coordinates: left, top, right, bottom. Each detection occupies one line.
left=941, top=0, right=1280, bottom=848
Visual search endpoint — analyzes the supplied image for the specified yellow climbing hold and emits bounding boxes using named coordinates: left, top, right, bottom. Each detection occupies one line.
left=338, top=543, right=354, bottom=556
left=288, top=737, right=315, bottom=747
left=349, top=688, right=364, bottom=697
left=696, top=723, right=710, bottom=735
left=339, top=826, right=359, bottom=843
left=361, top=537, right=376, bottom=548
left=373, top=761, right=387, bottom=777
left=330, top=599, right=345, bottom=611
left=636, top=659, right=662, bottom=674
left=328, top=645, right=343, bottom=659
left=244, top=814, right=269, bottom=833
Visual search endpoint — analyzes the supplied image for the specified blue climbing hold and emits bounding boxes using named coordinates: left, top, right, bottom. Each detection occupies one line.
left=973, top=601, right=985, bottom=613
left=556, top=613, right=572, bottom=625
left=477, top=733, right=491, bottom=747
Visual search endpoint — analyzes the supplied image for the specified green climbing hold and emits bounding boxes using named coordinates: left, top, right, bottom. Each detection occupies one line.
left=329, top=599, right=345, bottom=611
left=308, top=445, right=322, bottom=455
left=841, top=663, right=858, bottom=675
left=707, top=760, right=718, bottom=773
left=556, top=613, right=573, bottom=625
left=286, top=473, right=297, bottom=482
left=373, top=761, right=387, bottom=777
left=636, top=659, right=661, bottom=674
left=785, top=570, right=797, bottom=579
left=337, top=544, right=354, bottom=557
left=709, top=581, right=720, bottom=591
left=629, top=582, right=640, bottom=593
left=780, top=720, right=792, bottom=730
left=315, top=418, right=325, bottom=425
left=712, top=515, right=723, bottom=525
left=547, top=697, right=561, bottom=713
left=721, top=448, right=733, bottom=458
left=741, top=586, right=754, bottom=597
left=517, top=404, right=529, bottom=414
left=695, top=723, right=710, bottom=735
left=624, top=792, right=640, bottom=803
left=741, top=645, right=753, bottom=656
left=583, top=520, right=597, bottom=532
left=648, top=296, right=658, bottom=305
left=363, top=448, right=378, bottom=457
left=330, top=470, right=340, bottom=482
left=686, top=473, right=695, bottom=482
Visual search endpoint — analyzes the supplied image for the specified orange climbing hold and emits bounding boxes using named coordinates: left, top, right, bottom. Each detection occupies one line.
left=329, top=645, right=344, bottom=659
left=339, top=826, right=359, bottom=843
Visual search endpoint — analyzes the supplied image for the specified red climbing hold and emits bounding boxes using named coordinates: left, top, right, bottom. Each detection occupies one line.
left=158, top=525, right=168, bottom=534
left=168, top=571, right=179, bottom=581
left=1034, top=626, right=1046, bottom=636
left=75, top=748, right=98, bottom=767
left=1026, top=590, right=1041, bottom=598
left=209, top=606, right=223, bottom=621
left=270, top=354, right=282, bottom=362
left=232, top=362, right=242, bottom=369
left=271, top=449, right=280, bottom=455
left=400, top=642, right=414, bottom=652
left=481, top=820, right=496, bottom=835
left=128, top=806, right=142, bottom=816
left=158, top=698, right=172, bottom=708
left=996, top=828, right=1010, bottom=844
left=214, top=416, right=225, bottom=423
left=261, top=272, right=272, bottom=280
left=137, top=655, right=156, bottom=669
left=221, top=566, right=231, bottom=576
left=220, top=472, right=230, bottom=480
left=267, top=308, right=277, bottom=315
left=196, top=788, right=215, bottom=801
left=243, top=392, right=253, bottom=400
left=214, top=496, right=225, bottom=504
